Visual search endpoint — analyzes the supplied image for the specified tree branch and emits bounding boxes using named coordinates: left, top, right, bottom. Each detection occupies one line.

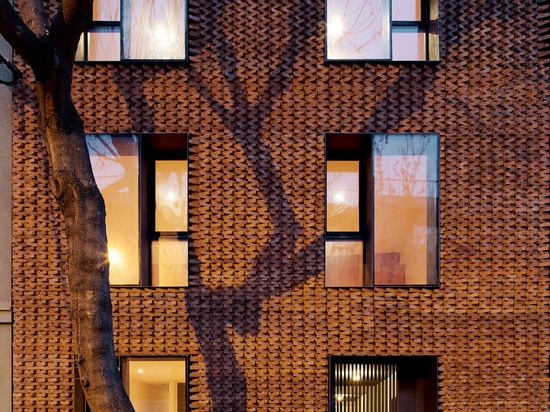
left=0, top=0, right=49, bottom=72
left=0, top=53, right=22, bottom=85
left=18, top=0, right=49, bottom=36
left=50, top=0, right=93, bottom=61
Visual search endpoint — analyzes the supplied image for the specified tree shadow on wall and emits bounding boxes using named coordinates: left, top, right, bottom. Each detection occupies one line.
left=112, top=0, right=527, bottom=409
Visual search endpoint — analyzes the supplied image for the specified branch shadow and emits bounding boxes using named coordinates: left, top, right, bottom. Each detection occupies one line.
left=107, top=0, right=524, bottom=409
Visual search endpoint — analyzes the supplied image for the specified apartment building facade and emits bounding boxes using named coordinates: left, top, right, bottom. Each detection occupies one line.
left=7, top=0, right=550, bottom=410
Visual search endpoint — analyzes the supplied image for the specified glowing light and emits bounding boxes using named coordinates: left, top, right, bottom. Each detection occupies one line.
left=335, top=191, right=346, bottom=203
left=138, top=369, right=144, bottom=374
left=329, top=14, right=345, bottom=40
left=109, top=249, right=122, bottom=265
left=352, top=373, right=361, bottom=381
left=336, top=394, right=344, bottom=402
left=166, top=191, right=177, bottom=202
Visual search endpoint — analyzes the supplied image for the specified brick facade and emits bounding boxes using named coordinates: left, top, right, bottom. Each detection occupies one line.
left=11, top=0, right=550, bottom=410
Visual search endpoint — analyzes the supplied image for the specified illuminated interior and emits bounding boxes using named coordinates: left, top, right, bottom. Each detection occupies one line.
left=333, top=362, right=397, bottom=411
left=326, top=240, right=364, bottom=287
left=325, top=134, right=438, bottom=287
left=155, top=160, right=188, bottom=232
left=326, top=160, right=360, bottom=232
left=153, top=160, right=188, bottom=287
left=373, top=135, right=438, bottom=285
left=88, top=135, right=140, bottom=285
left=125, top=358, right=187, bottom=412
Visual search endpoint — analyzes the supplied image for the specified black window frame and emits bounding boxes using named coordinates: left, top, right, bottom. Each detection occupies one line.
left=329, top=355, right=438, bottom=412
left=75, top=355, right=190, bottom=412
left=87, top=132, right=189, bottom=288
left=325, top=132, right=440, bottom=288
left=121, top=355, right=190, bottom=411
left=76, top=0, right=189, bottom=63
left=324, top=0, right=439, bottom=63
left=141, top=133, right=189, bottom=287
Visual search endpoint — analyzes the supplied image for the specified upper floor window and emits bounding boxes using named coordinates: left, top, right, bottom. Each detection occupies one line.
left=87, top=133, right=188, bottom=287
left=329, top=356, right=438, bottom=412
left=325, top=133, right=439, bottom=287
left=325, top=0, right=439, bottom=61
left=76, top=0, right=188, bottom=61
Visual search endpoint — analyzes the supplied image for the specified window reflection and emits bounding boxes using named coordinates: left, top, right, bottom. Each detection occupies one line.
left=87, top=31, right=121, bottom=62
left=373, top=134, right=438, bottom=285
left=326, top=0, right=390, bottom=60
left=155, top=160, right=188, bottom=232
left=326, top=0, right=437, bottom=61
left=392, top=27, right=426, bottom=61
left=93, top=0, right=120, bottom=21
left=123, top=0, right=187, bottom=60
left=87, top=135, right=140, bottom=285
left=152, top=238, right=188, bottom=287
left=327, top=161, right=360, bottom=232
left=326, top=241, right=364, bottom=287
left=392, top=0, right=421, bottom=21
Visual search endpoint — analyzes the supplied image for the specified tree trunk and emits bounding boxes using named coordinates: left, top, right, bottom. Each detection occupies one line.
left=35, top=61, right=135, bottom=412
left=0, top=0, right=135, bottom=409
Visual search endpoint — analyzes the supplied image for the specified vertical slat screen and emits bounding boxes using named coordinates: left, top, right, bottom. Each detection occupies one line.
left=334, top=361, right=397, bottom=412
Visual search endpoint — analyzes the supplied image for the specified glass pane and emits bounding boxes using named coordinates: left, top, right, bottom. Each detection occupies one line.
left=373, top=134, right=438, bottom=285
left=87, top=30, right=121, bottom=61
left=75, top=34, right=85, bottom=61
left=88, top=135, right=139, bottom=285
left=93, top=0, right=120, bottom=21
left=326, top=0, right=390, bottom=60
left=327, top=161, right=360, bottom=232
left=392, top=0, right=421, bottom=21
left=155, top=160, right=188, bottom=232
left=326, top=241, right=364, bottom=287
left=392, top=27, right=426, bottom=61
left=123, top=0, right=187, bottom=59
left=152, top=238, right=188, bottom=286
left=127, top=358, right=186, bottom=412
left=334, top=363, right=397, bottom=411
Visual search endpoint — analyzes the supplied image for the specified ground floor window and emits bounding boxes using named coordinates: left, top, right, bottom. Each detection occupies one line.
left=75, top=356, right=188, bottom=411
left=329, top=355, right=437, bottom=412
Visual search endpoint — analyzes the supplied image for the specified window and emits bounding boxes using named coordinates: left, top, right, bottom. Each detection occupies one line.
left=75, top=357, right=188, bottom=412
left=325, top=133, right=439, bottom=287
left=329, top=356, right=438, bottom=412
left=87, top=133, right=188, bottom=287
left=325, top=0, right=439, bottom=61
left=76, top=0, right=188, bottom=61
left=122, top=357, right=188, bottom=411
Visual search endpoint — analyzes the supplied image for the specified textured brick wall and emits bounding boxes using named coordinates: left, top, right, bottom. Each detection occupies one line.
left=11, top=0, right=550, bottom=410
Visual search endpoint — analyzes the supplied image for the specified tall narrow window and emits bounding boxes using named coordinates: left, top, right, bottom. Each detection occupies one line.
left=325, top=0, right=439, bottom=61
left=88, top=133, right=189, bottom=287
left=329, top=356, right=438, bottom=412
left=325, top=133, right=439, bottom=287
left=76, top=0, right=188, bottom=61
left=148, top=141, right=189, bottom=287
left=88, top=134, right=140, bottom=285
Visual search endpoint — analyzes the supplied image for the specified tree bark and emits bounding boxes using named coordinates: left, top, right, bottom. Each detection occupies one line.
left=36, top=77, right=135, bottom=412
left=0, top=0, right=135, bottom=410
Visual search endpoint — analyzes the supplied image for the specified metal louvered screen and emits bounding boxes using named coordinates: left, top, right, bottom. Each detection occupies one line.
left=333, top=362, right=398, bottom=412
